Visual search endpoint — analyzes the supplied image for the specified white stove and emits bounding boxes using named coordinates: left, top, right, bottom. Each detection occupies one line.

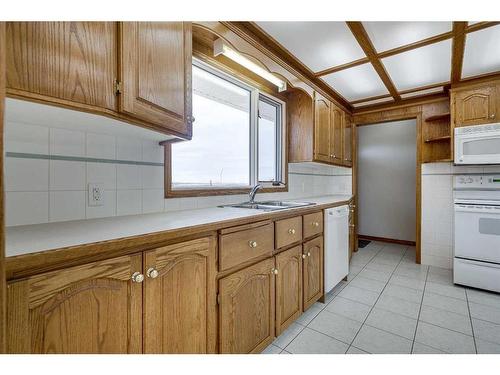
left=453, top=175, right=500, bottom=292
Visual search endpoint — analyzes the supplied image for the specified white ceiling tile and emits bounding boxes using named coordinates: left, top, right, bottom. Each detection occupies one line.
left=462, top=25, right=500, bottom=78
left=256, top=22, right=366, bottom=72
left=381, top=39, right=452, bottom=91
left=363, top=22, right=452, bottom=52
left=321, top=63, right=389, bottom=101
left=400, top=87, right=444, bottom=99
left=352, top=97, right=394, bottom=107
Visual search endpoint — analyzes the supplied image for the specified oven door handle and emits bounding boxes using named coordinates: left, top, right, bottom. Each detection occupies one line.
left=455, top=204, right=500, bottom=213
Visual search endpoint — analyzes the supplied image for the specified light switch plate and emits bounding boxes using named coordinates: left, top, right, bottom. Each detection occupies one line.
left=88, top=183, right=104, bottom=206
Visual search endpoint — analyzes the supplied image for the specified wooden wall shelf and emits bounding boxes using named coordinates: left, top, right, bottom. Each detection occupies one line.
left=425, top=113, right=450, bottom=122
left=421, top=101, right=452, bottom=163
left=424, top=135, right=451, bottom=143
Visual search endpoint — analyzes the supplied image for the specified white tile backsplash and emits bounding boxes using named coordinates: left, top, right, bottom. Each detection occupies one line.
left=117, top=165, right=142, bottom=190
left=6, top=192, right=49, bottom=226
left=117, top=190, right=142, bottom=216
left=142, top=189, right=165, bottom=214
left=50, top=160, right=86, bottom=191
left=5, top=158, right=49, bottom=192
left=141, top=165, right=164, bottom=189
left=49, top=191, right=86, bottom=222
left=86, top=190, right=117, bottom=219
left=86, top=162, right=117, bottom=190
left=142, top=139, right=164, bottom=163
left=50, top=128, right=85, bottom=156
left=116, top=137, right=142, bottom=161
left=86, top=133, right=116, bottom=159
left=5, top=121, right=49, bottom=154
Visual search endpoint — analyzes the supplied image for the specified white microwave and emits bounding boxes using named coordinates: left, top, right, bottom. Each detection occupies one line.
left=454, top=123, right=500, bottom=164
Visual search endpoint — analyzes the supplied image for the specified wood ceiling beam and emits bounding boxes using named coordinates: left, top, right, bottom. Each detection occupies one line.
left=314, top=57, right=369, bottom=77
left=466, top=21, right=500, bottom=33
left=346, top=22, right=401, bottom=101
left=378, top=31, right=453, bottom=59
left=451, top=22, right=468, bottom=84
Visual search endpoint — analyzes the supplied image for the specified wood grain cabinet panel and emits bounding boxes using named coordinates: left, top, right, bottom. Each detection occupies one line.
left=331, top=104, right=344, bottom=164
left=275, top=246, right=303, bottom=335
left=313, top=93, right=332, bottom=163
left=219, top=257, right=275, bottom=354
left=303, top=211, right=323, bottom=239
left=275, top=216, right=302, bottom=249
left=453, top=83, right=498, bottom=127
left=343, top=113, right=352, bottom=166
left=303, top=236, right=324, bottom=310
left=6, top=255, right=142, bottom=354
left=6, top=22, right=117, bottom=111
left=143, top=237, right=216, bottom=353
left=120, top=22, right=192, bottom=137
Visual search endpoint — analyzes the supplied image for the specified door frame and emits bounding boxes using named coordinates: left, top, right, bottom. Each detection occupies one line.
left=352, top=113, right=422, bottom=264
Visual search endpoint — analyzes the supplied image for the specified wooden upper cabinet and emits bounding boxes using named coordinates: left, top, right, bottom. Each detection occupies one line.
left=143, top=237, right=216, bottom=354
left=303, top=236, right=324, bottom=310
left=6, top=22, right=117, bottom=111
left=219, top=257, right=275, bottom=354
left=331, top=104, right=344, bottom=164
left=6, top=255, right=142, bottom=354
left=313, top=93, right=332, bottom=163
left=275, top=246, right=303, bottom=336
left=453, top=83, right=498, bottom=127
left=343, top=114, right=353, bottom=166
left=119, top=22, right=192, bottom=137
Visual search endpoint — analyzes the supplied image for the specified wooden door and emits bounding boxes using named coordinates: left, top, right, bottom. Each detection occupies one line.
left=219, top=257, right=275, bottom=354
left=120, top=22, right=192, bottom=137
left=454, top=84, right=498, bottom=127
left=6, top=22, right=117, bottom=111
left=331, top=104, right=344, bottom=164
left=314, top=93, right=332, bottom=163
left=6, top=255, right=143, bottom=353
left=0, top=22, right=6, bottom=354
left=303, top=236, right=324, bottom=310
left=343, top=113, right=352, bottom=167
left=275, top=246, right=303, bottom=336
left=143, top=237, right=216, bottom=354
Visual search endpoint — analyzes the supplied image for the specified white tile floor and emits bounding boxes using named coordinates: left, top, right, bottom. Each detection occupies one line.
left=262, top=241, right=500, bottom=354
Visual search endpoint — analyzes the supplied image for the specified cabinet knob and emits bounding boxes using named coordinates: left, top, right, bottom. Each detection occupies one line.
left=312, top=222, right=319, bottom=227
left=248, top=240, right=258, bottom=248
left=146, top=267, right=159, bottom=279
left=131, top=272, right=144, bottom=283
left=491, top=114, right=496, bottom=119
left=350, top=224, right=355, bottom=228
left=272, top=268, right=279, bottom=275
left=307, top=252, right=311, bottom=257
left=302, top=254, right=307, bottom=259
left=288, top=228, right=296, bottom=235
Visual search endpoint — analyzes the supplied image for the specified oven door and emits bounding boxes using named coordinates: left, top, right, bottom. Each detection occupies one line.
left=454, top=125, right=500, bottom=164
left=454, top=203, right=500, bottom=263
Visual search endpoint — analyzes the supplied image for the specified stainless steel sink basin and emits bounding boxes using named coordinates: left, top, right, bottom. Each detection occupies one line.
left=220, top=200, right=316, bottom=211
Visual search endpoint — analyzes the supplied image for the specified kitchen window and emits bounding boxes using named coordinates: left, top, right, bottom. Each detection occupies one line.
left=167, top=60, right=286, bottom=197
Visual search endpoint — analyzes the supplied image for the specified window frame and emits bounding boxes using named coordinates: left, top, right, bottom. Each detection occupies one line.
left=164, top=59, right=287, bottom=198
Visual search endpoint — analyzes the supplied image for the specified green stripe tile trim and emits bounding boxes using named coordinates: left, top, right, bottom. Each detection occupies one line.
left=6, top=152, right=164, bottom=167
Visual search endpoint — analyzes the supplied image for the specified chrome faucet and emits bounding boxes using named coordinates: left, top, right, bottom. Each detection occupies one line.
left=248, top=184, right=263, bottom=203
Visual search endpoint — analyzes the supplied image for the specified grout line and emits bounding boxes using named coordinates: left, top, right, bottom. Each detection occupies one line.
left=465, top=289, right=478, bottom=354
left=410, top=264, right=430, bottom=354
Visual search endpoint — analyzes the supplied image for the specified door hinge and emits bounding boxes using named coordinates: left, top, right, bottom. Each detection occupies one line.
left=114, top=80, right=122, bottom=95
left=217, top=293, right=221, bottom=305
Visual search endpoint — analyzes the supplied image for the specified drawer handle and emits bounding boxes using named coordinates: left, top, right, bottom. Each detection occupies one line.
left=248, top=240, right=258, bottom=248
left=131, top=272, right=144, bottom=283
left=302, top=254, right=307, bottom=259
left=288, top=228, right=296, bottom=235
left=307, top=252, right=311, bottom=257
left=146, top=267, right=159, bottom=279
left=312, top=222, right=320, bottom=227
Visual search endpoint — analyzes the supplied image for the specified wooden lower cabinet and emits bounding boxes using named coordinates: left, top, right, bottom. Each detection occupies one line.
left=143, top=237, right=216, bottom=353
left=219, top=257, right=276, bottom=354
left=6, top=255, right=143, bottom=353
left=303, top=236, right=324, bottom=310
left=275, top=246, right=303, bottom=335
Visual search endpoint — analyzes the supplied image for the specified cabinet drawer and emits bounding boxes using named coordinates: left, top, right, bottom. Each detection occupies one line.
left=303, top=211, right=323, bottom=239
left=275, top=216, right=303, bottom=249
left=219, top=222, right=274, bottom=271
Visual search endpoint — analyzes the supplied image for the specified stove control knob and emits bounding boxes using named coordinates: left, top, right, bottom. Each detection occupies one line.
left=467, top=177, right=474, bottom=183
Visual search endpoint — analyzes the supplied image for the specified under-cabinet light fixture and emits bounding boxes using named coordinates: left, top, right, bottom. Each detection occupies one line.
left=214, top=39, right=287, bottom=92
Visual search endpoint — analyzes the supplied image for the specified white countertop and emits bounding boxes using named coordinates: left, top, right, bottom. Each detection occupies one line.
left=6, top=195, right=352, bottom=257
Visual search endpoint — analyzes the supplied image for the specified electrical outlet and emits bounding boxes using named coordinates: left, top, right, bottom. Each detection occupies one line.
left=88, top=183, right=104, bottom=207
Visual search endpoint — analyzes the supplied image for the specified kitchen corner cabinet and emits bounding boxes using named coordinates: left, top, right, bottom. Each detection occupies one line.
left=287, top=89, right=350, bottom=167
left=6, top=255, right=143, bottom=353
left=275, top=246, right=303, bottom=335
left=6, top=236, right=216, bottom=354
left=452, top=81, right=499, bottom=127
left=302, top=236, right=324, bottom=310
left=6, top=21, right=192, bottom=138
left=219, top=257, right=276, bottom=354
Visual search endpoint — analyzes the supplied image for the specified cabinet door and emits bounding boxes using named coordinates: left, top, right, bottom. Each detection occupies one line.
left=219, top=257, right=275, bottom=354
left=303, top=236, right=324, bottom=310
left=343, top=114, right=352, bottom=167
left=120, top=22, right=192, bottom=137
left=331, top=104, right=344, bottom=164
left=6, top=22, right=117, bottom=111
left=275, top=246, right=303, bottom=336
left=314, top=93, right=332, bottom=163
left=6, top=255, right=142, bottom=354
left=454, top=84, right=498, bottom=127
left=143, top=237, right=216, bottom=354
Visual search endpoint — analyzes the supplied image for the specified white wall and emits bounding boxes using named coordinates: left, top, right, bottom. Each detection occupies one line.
left=357, top=119, right=417, bottom=242
left=3, top=100, right=352, bottom=227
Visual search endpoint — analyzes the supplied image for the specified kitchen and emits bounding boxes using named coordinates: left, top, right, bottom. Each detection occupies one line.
left=1, top=2, right=500, bottom=367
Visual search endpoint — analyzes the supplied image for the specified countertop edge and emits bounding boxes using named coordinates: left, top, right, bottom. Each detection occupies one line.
left=5, top=197, right=352, bottom=280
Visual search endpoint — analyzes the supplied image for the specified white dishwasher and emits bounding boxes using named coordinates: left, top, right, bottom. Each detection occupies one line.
left=324, top=205, right=350, bottom=294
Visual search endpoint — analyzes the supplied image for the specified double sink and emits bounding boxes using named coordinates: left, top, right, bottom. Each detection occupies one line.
left=221, top=200, right=316, bottom=211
